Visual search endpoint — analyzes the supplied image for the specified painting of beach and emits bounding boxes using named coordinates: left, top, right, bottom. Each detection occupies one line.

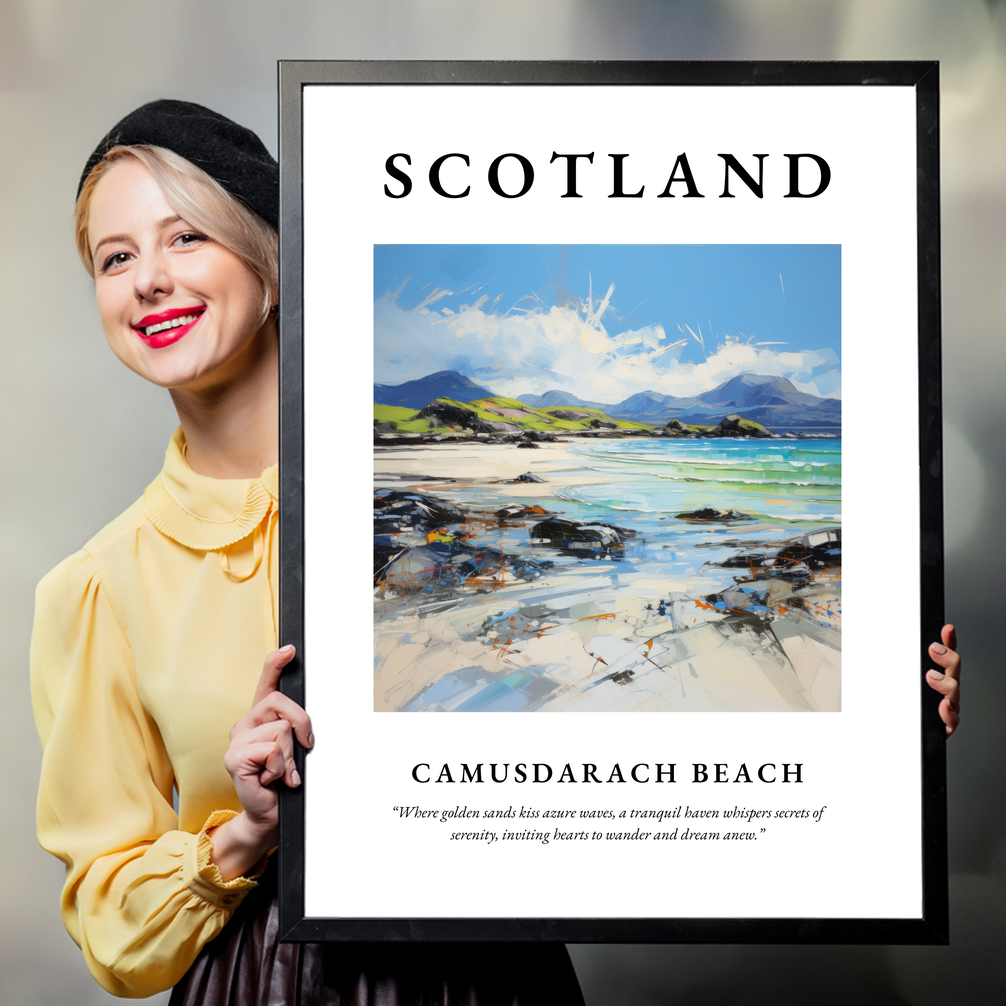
left=373, top=245, right=841, bottom=713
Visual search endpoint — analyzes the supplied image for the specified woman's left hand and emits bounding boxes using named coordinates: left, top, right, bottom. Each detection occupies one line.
left=926, top=624, right=961, bottom=737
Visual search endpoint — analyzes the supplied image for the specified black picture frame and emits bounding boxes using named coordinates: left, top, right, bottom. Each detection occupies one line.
left=277, top=60, right=945, bottom=944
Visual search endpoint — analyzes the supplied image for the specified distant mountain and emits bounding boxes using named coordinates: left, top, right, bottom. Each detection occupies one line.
left=696, top=374, right=825, bottom=410
left=610, top=391, right=686, bottom=421
left=374, top=370, right=494, bottom=409
left=676, top=374, right=841, bottom=429
left=517, top=390, right=608, bottom=411
left=523, top=373, right=840, bottom=429
left=377, top=371, right=840, bottom=430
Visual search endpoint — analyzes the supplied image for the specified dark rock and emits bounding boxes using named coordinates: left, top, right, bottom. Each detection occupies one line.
left=713, top=552, right=768, bottom=569
left=665, top=419, right=694, bottom=435
left=664, top=419, right=706, bottom=438
left=529, top=517, right=624, bottom=552
left=419, top=399, right=479, bottom=428
left=374, top=536, right=408, bottom=583
left=715, top=414, right=774, bottom=438
left=453, top=546, right=506, bottom=580
left=514, top=472, right=545, bottom=483
left=373, top=489, right=468, bottom=533
left=376, top=538, right=553, bottom=593
left=522, top=430, right=558, bottom=443
left=775, top=527, right=841, bottom=569
left=590, top=419, right=617, bottom=429
left=675, top=506, right=752, bottom=522
left=517, top=441, right=539, bottom=448
left=716, top=527, right=841, bottom=580
left=586, top=521, right=637, bottom=538
left=496, top=503, right=551, bottom=520
left=547, top=408, right=591, bottom=420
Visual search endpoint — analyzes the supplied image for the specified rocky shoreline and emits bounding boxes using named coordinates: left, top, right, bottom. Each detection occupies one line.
left=373, top=478, right=842, bottom=713
left=375, top=488, right=840, bottom=596
left=375, top=412, right=839, bottom=448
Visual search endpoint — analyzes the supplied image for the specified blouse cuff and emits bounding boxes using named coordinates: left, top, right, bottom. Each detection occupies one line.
left=183, top=810, right=269, bottom=909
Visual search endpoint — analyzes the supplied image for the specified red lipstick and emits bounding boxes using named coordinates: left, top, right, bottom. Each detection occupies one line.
left=132, top=306, right=205, bottom=349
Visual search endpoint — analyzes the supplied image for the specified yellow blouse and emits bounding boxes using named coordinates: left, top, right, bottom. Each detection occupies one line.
left=31, top=429, right=279, bottom=998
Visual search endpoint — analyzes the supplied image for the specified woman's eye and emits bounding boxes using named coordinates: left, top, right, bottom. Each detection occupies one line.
left=101, top=251, right=132, bottom=273
left=173, top=231, right=208, bottom=248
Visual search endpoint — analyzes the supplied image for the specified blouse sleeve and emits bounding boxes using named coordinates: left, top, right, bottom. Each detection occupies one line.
left=31, top=549, right=262, bottom=998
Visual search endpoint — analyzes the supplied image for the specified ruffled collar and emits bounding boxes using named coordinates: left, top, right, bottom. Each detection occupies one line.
left=143, top=428, right=278, bottom=551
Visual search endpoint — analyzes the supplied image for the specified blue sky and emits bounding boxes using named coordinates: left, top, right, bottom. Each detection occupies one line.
left=373, top=244, right=841, bottom=402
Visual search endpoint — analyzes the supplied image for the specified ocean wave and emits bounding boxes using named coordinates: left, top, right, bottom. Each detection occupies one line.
left=631, top=469, right=841, bottom=487
left=585, top=464, right=841, bottom=482
left=571, top=442, right=840, bottom=457
left=572, top=451, right=839, bottom=467
left=552, top=440, right=842, bottom=526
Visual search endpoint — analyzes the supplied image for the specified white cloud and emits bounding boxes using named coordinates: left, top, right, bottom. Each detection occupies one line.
left=374, top=285, right=840, bottom=401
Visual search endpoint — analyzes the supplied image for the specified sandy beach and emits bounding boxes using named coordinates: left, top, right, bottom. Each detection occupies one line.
left=374, top=440, right=841, bottom=713
left=375, top=440, right=608, bottom=495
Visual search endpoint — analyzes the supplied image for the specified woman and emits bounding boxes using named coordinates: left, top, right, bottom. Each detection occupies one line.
left=31, top=100, right=586, bottom=1003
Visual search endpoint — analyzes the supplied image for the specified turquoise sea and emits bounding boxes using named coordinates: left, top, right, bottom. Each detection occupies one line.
left=544, top=437, right=841, bottom=571
left=563, top=438, right=841, bottom=522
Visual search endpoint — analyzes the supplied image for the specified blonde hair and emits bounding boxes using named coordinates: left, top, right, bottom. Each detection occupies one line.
left=75, top=145, right=278, bottom=323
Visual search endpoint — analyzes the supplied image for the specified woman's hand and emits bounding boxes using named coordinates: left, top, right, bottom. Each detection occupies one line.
left=926, top=624, right=961, bottom=738
left=209, top=645, right=314, bottom=881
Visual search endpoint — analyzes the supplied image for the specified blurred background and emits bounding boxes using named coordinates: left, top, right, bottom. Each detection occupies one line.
left=1, top=1, right=1003, bottom=1003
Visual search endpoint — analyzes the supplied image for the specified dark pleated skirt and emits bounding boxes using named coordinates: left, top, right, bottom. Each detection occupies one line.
left=169, top=869, right=584, bottom=1006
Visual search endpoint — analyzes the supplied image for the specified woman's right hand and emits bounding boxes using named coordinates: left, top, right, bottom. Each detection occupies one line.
left=209, top=645, right=314, bottom=881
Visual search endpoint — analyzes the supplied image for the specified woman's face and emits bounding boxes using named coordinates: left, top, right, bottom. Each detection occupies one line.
left=87, top=158, right=270, bottom=393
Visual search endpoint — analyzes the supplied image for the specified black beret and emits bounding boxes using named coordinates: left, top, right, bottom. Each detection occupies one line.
left=78, top=99, right=278, bottom=228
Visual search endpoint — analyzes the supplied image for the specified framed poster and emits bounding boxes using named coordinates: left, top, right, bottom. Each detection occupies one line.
left=277, top=61, right=946, bottom=943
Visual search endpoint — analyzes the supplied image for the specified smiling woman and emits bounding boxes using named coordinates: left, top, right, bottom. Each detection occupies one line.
left=84, top=159, right=272, bottom=394
left=78, top=146, right=277, bottom=316
left=30, top=100, right=585, bottom=1004
left=86, top=156, right=267, bottom=378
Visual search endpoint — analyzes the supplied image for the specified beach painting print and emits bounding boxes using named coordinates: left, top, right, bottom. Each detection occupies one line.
left=374, top=244, right=841, bottom=713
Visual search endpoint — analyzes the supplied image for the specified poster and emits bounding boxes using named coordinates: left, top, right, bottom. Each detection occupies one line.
left=278, top=62, right=945, bottom=942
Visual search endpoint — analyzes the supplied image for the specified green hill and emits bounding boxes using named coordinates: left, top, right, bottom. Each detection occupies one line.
left=373, top=404, right=451, bottom=433
left=408, top=396, right=650, bottom=432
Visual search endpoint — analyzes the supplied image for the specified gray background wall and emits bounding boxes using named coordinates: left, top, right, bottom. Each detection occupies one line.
left=1, top=2, right=1002, bottom=1003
